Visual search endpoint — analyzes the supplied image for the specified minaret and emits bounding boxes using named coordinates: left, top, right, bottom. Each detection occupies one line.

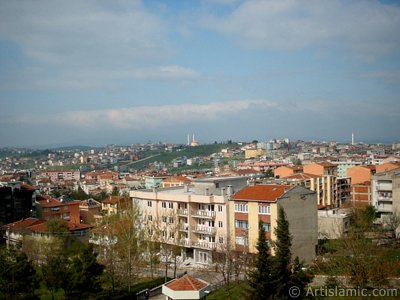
left=352, top=132, right=355, bottom=146
left=187, top=134, right=190, bottom=146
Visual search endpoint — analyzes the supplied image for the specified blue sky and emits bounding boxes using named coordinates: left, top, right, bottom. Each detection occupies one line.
left=1, top=0, right=400, bottom=147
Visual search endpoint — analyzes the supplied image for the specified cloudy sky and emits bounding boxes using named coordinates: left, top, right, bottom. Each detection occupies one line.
left=1, top=0, right=399, bottom=147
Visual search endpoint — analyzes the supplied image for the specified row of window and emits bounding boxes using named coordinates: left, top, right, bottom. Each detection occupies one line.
left=234, top=203, right=271, bottom=215
left=234, top=220, right=271, bottom=231
left=147, top=200, right=225, bottom=212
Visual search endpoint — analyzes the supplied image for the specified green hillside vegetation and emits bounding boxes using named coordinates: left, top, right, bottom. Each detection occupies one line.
left=130, top=143, right=239, bottom=169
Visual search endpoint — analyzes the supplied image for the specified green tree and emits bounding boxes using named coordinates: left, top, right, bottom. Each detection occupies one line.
left=0, top=246, right=38, bottom=299
left=249, top=223, right=274, bottom=300
left=64, top=244, right=104, bottom=299
left=271, top=206, right=292, bottom=299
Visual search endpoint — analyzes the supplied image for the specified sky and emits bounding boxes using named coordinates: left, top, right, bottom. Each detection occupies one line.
left=0, top=0, right=400, bottom=147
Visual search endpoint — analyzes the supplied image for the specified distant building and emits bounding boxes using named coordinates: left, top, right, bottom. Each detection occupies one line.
left=79, top=198, right=102, bottom=224
left=318, top=208, right=351, bottom=239
left=102, top=196, right=130, bottom=216
left=40, top=170, right=80, bottom=183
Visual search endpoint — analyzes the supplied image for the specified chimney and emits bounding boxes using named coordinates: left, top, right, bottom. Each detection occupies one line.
left=205, top=187, right=209, bottom=196
left=227, top=185, right=233, bottom=196
left=221, top=187, right=226, bottom=196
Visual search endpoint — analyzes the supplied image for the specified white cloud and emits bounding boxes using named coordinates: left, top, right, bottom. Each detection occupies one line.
left=201, top=0, right=400, bottom=58
left=0, top=1, right=198, bottom=89
left=14, top=100, right=277, bottom=129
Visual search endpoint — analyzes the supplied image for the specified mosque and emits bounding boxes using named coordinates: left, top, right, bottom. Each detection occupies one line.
left=188, top=134, right=200, bottom=147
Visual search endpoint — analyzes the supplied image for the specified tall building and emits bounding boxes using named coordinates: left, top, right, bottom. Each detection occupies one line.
left=372, top=168, right=400, bottom=219
left=0, top=182, right=36, bottom=226
left=230, top=184, right=318, bottom=263
left=130, top=176, right=247, bottom=264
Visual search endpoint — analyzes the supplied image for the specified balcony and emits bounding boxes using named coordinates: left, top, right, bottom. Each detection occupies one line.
left=178, top=224, right=189, bottom=232
left=192, top=210, right=216, bottom=219
left=193, top=241, right=217, bottom=250
left=179, top=239, right=191, bottom=247
left=177, top=209, right=188, bottom=216
left=192, top=226, right=216, bottom=235
left=377, top=204, right=393, bottom=213
left=378, top=196, right=392, bottom=202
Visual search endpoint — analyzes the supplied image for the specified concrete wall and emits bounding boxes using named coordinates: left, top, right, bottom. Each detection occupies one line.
left=277, top=187, right=318, bottom=264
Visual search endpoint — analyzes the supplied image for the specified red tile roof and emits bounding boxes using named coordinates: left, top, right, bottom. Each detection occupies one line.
left=165, top=275, right=208, bottom=291
left=2, top=218, right=44, bottom=230
left=28, top=221, right=91, bottom=233
left=232, top=185, right=291, bottom=202
left=163, top=176, right=192, bottom=183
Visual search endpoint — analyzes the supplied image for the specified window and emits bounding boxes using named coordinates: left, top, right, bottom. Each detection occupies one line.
left=219, top=237, right=224, bottom=243
left=235, top=236, right=248, bottom=245
left=162, top=202, right=166, bottom=208
left=261, top=222, right=271, bottom=232
left=168, top=217, right=174, bottom=224
left=258, top=205, right=271, bottom=215
left=147, top=201, right=152, bottom=207
left=168, top=202, right=173, bottom=209
left=162, top=216, right=167, bottom=223
left=218, top=221, right=223, bottom=228
left=234, top=203, right=248, bottom=213
left=235, top=220, right=248, bottom=229
left=218, top=205, right=223, bottom=212
left=148, top=215, right=153, bottom=221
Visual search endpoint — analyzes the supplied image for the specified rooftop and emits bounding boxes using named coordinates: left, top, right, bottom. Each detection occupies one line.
left=165, top=274, right=208, bottom=291
left=232, top=184, right=291, bottom=202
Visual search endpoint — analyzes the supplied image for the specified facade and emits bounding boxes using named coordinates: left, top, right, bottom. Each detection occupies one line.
left=230, top=184, right=318, bottom=263
left=303, top=162, right=337, bottom=177
left=0, top=182, right=36, bottom=226
left=350, top=184, right=373, bottom=208
left=41, top=170, right=80, bottom=183
left=101, top=196, right=129, bottom=216
left=347, top=165, right=376, bottom=185
left=274, top=166, right=303, bottom=179
left=35, top=196, right=80, bottom=224
left=318, top=208, right=351, bottom=239
left=130, top=176, right=248, bottom=264
left=372, top=168, right=400, bottom=219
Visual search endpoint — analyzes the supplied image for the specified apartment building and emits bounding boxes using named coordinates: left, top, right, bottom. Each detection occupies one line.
left=130, top=176, right=247, bottom=264
left=79, top=198, right=102, bottom=224
left=35, top=196, right=80, bottom=224
left=40, top=170, right=81, bottom=183
left=272, top=162, right=349, bottom=208
left=230, top=184, right=317, bottom=263
left=347, top=165, right=376, bottom=207
left=102, top=196, right=130, bottom=216
left=372, top=168, right=400, bottom=219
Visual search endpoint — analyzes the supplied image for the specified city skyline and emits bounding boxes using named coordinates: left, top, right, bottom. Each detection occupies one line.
left=1, top=0, right=400, bottom=147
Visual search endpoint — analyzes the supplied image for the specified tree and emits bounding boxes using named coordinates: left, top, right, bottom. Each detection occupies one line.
left=0, top=246, right=38, bottom=299
left=64, top=244, right=104, bottom=299
left=249, top=223, right=274, bottom=300
left=271, top=206, right=293, bottom=299
left=40, top=238, right=69, bottom=299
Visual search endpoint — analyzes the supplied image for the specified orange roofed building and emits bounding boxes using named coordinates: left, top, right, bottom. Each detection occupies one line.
left=230, top=184, right=317, bottom=263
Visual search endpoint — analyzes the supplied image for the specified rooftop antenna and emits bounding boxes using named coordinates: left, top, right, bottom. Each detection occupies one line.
left=352, top=132, right=355, bottom=146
